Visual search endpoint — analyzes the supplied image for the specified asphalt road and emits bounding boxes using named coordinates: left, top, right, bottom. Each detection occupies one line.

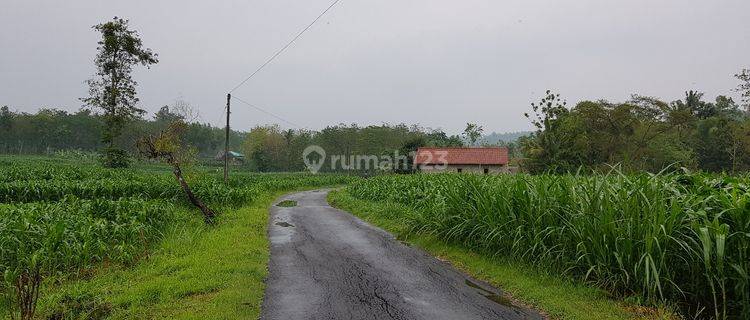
left=261, top=189, right=543, bottom=320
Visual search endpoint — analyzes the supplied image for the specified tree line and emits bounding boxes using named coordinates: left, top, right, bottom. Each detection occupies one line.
left=6, top=86, right=750, bottom=174
left=520, top=86, right=750, bottom=173
left=0, top=105, right=244, bottom=158
left=0, top=104, right=467, bottom=171
left=240, top=123, right=464, bottom=172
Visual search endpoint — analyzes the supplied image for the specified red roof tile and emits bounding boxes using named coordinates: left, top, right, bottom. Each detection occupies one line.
left=414, top=147, right=508, bottom=165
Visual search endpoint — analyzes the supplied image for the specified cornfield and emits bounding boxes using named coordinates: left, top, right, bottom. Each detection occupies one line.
left=347, top=172, right=750, bottom=319
left=0, top=160, right=357, bottom=319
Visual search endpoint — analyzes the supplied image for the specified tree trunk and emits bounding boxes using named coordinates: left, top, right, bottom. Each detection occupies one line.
left=171, top=163, right=216, bottom=224
left=11, top=268, right=41, bottom=320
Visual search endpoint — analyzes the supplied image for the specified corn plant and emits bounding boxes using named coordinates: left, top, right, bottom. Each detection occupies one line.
left=0, top=159, right=361, bottom=318
left=0, top=197, right=173, bottom=319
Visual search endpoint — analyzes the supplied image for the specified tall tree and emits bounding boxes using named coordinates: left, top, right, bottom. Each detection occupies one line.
left=676, top=90, right=717, bottom=119
left=463, top=123, right=484, bottom=146
left=736, top=68, right=750, bottom=112
left=154, top=105, right=184, bottom=128
left=522, top=90, right=586, bottom=173
left=694, top=116, right=733, bottom=172
left=82, top=17, right=158, bottom=167
left=729, top=120, right=750, bottom=171
left=424, top=130, right=464, bottom=147
left=0, top=106, right=13, bottom=153
left=242, top=125, right=285, bottom=172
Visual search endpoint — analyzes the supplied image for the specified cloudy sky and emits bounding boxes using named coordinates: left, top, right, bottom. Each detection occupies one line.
left=1, top=0, right=748, bottom=134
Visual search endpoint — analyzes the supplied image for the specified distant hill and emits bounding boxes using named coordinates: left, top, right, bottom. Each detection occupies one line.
left=480, top=131, right=532, bottom=145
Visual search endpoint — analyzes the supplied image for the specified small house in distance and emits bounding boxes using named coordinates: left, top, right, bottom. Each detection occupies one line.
left=414, top=147, right=510, bottom=174
left=215, top=151, right=246, bottom=165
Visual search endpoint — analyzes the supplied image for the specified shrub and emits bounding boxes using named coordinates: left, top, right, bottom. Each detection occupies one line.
left=99, top=147, right=131, bottom=168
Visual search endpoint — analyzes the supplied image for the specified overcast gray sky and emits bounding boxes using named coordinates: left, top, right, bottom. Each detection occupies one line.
left=1, top=0, right=748, bottom=134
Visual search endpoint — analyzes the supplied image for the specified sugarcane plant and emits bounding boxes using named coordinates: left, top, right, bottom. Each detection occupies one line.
left=345, top=171, right=750, bottom=319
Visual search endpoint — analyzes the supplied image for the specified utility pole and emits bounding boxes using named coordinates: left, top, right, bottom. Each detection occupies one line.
left=224, top=93, right=231, bottom=183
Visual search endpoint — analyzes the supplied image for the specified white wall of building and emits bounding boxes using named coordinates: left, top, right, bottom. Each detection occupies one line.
left=419, top=164, right=509, bottom=174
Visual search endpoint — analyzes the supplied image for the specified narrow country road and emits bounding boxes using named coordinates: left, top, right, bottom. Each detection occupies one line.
left=261, top=189, right=544, bottom=320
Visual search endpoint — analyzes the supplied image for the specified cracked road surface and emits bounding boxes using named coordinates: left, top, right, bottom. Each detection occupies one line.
left=261, top=190, right=544, bottom=320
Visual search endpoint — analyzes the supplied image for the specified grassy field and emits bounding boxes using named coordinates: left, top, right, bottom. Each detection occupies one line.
left=338, top=172, right=750, bottom=320
left=0, top=156, right=357, bottom=319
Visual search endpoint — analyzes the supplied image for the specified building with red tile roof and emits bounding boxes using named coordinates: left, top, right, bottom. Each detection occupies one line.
left=414, top=147, right=510, bottom=174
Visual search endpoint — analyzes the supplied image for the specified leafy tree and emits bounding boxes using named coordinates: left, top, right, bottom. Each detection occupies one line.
left=525, top=91, right=568, bottom=128
left=641, top=131, right=695, bottom=171
left=736, top=68, right=750, bottom=112
left=729, top=119, right=750, bottom=170
left=81, top=17, right=158, bottom=167
left=694, top=116, right=734, bottom=172
left=522, top=90, right=589, bottom=173
left=424, top=130, right=464, bottom=147
left=714, top=95, right=741, bottom=117
left=573, top=100, right=631, bottom=165
left=0, top=106, right=11, bottom=130
left=242, top=125, right=286, bottom=172
left=154, top=106, right=184, bottom=126
left=280, top=129, right=314, bottom=171
left=0, top=106, right=13, bottom=153
left=687, top=91, right=716, bottom=119
left=396, top=137, right=425, bottom=174
left=462, top=123, right=484, bottom=146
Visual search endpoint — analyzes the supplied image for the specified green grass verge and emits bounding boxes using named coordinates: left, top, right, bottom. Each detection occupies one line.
left=327, top=189, right=674, bottom=320
left=27, top=191, right=289, bottom=320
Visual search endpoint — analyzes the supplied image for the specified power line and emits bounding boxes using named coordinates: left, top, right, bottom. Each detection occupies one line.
left=228, top=0, right=342, bottom=93
left=232, top=95, right=304, bottom=129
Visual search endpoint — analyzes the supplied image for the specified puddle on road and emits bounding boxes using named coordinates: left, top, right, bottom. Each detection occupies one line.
left=275, top=221, right=294, bottom=228
left=276, top=200, right=298, bottom=207
left=465, top=279, right=515, bottom=308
